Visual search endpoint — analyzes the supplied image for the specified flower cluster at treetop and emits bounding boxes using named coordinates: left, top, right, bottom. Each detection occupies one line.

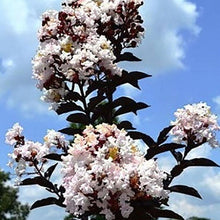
left=32, top=0, right=144, bottom=110
left=170, top=102, right=220, bottom=147
left=61, top=123, right=168, bottom=219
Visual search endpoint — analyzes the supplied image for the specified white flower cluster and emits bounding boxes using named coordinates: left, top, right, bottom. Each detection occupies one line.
left=44, top=129, right=69, bottom=149
left=170, top=102, right=220, bottom=147
left=61, top=123, right=168, bottom=220
left=5, top=124, right=68, bottom=180
left=32, top=0, right=144, bottom=107
left=5, top=123, right=23, bottom=145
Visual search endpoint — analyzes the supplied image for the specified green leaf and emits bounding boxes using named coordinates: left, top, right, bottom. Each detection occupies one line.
left=168, top=185, right=202, bottom=199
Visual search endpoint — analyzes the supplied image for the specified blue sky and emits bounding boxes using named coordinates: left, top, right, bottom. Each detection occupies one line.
left=0, top=0, right=220, bottom=219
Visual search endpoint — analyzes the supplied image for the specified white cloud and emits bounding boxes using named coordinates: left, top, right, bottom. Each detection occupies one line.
left=202, top=171, right=220, bottom=199
left=136, top=0, right=200, bottom=74
left=213, top=95, right=220, bottom=108
left=169, top=197, right=220, bottom=219
left=0, top=0, right=60, bottom=116
left=18, top=186, right=67, bottom=220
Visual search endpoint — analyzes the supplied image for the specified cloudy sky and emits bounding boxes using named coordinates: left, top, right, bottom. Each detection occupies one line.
left=1, top=0, right=220, bottom=219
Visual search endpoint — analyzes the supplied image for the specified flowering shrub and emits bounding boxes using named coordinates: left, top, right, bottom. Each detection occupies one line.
left=5, top=0, right=220, bottom=219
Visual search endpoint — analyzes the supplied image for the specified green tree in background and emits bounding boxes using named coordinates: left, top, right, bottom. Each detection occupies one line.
left=0, top=170, right=29, bottom=220
left=187, top=217, right=211, bottom=220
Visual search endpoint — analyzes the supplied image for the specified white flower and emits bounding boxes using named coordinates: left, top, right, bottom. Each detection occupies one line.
left=33, top=0, right=144, bottom=102
left=44, top=129, right=68, bottom=148
left=61, top=123, right=168, bottom=219
left=170, top=102, right=220, bottom=147
left=6, top=124, right=69, bottom=181
left=5, top=123, right=23, bottom=145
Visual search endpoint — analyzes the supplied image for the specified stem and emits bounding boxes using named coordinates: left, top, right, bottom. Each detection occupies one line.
left=78, top=81, right=91, bottom=123
left=33, top=160, right=44, bottom=179
left=106, top=79, right=114, bottom=124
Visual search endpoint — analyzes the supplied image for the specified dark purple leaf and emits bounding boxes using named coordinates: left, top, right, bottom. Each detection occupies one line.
left=110, top=70, right=151, bottom=90
left=157, top=125, right=174, bottom=145
left=66, top=113, right=90, bottom=125
left=65, top=91, right=82, bottom=102
left=86, top=81, right=105, bottom=96
left=145, top=143, right=186, bottom=160
left=58, top=127, right=83, bottom=135
left=113, top=96, right=136, bottom=108
left=43, top=153, right=64, bottom=161
left=91, top=102, right=113, bottom=122
left=185, top=158, right=220, bottom=167
left=44, top=163, right=58, bottom=180
left=114, top=102, right=149, bottom=117
left=20, top=177, right=53, bottom=188
left=56, top=102, right=83, bottom=115
left=129, top=71, right=151, bottom=79
left=171, top=150, right=183, bottom=162
left=168, top=185, right=202, bottom=199
left=88, top=95, right=106, bottom=110
left=171, top=158, right=220, bottom=177
left=118, top=121, right=136, bottom=130
left=147, top=208, right=184, bottom=220
left=115, top=52, right=142, bottom=62
left=128, top=131, right=156, bottom=147
left=31, top=197, right=65, bottom=210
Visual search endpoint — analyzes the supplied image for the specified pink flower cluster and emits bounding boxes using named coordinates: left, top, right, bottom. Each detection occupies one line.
left=170, top=102, right=220, bottom=147
left=61, top=123, right=168, bottom=220
left=32, top=0, right=144, bottom=109
left=5, top=124, right=68, bottom=181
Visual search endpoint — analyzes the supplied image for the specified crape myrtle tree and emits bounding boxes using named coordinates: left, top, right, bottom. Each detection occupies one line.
left=5, top=0, right=220, bottom=220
